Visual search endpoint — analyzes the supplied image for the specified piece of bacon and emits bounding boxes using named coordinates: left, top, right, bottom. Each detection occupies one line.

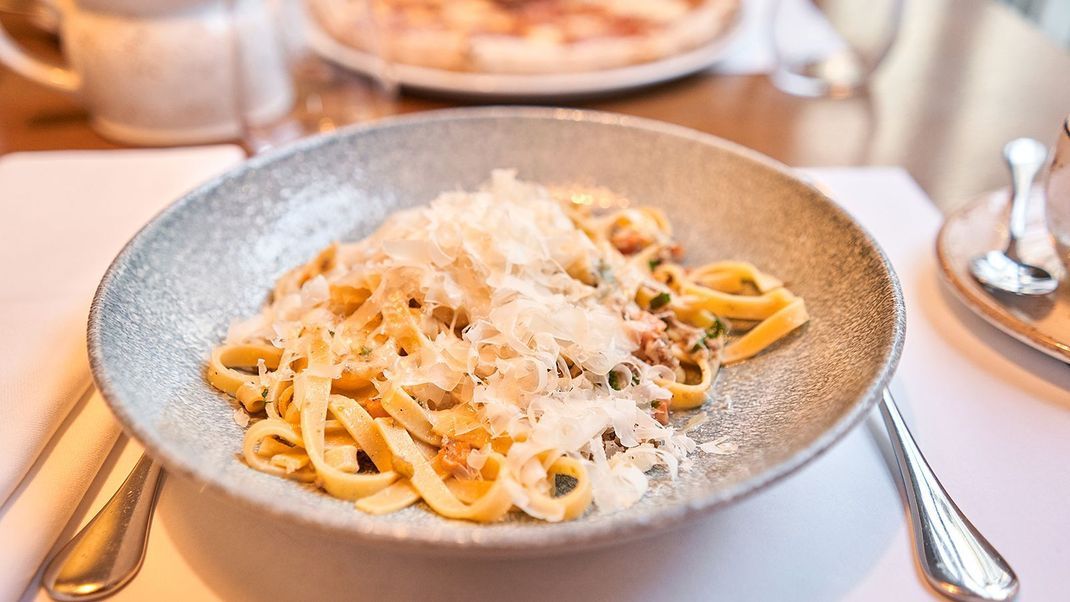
left=632, top=309, right=681, bottom=370
left=653, top=400, right=669, bottom=425
left=435, top=439, right=477, bottom=480
left=610, top=226, right=652, bottom=255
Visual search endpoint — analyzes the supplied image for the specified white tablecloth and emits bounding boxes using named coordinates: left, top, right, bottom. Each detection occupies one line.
left=16, top=160, right=1070, bottom=601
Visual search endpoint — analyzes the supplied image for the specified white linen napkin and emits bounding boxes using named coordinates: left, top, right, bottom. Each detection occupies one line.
left=29, top=167, right=1069, bottom=602
left=0, top=146, right=244, bottom=601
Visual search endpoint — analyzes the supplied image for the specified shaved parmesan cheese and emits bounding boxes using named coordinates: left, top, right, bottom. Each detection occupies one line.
left=699, top=436, right=738, bottom=455
left=243, top=171, right=709, bottom=513
left=467, top=445, right=492, bottom=471
left=232, top=407, right=250, bottom=428
left=683, top=412, right=709, bottom=433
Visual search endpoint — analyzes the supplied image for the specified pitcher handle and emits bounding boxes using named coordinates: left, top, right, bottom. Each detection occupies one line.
left=0, top=2, right=79, bottom=92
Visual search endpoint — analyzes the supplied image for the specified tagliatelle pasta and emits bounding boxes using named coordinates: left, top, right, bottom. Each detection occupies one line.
left=207, top=171, right=808, bottom=523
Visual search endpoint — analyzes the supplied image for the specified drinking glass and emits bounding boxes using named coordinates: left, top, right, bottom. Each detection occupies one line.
left=1046, top=116, right=1070, bottom=270
left=229, top=0, right=398, bottom=154
left=770, top=0, right=903, bottom=98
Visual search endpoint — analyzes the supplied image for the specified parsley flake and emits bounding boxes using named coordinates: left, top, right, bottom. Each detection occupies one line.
left=608, top=371, right=624, bottom=391
left=706, top=317, right=726, bottom=339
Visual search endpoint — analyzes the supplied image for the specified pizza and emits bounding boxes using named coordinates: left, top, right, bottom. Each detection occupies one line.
left=307, top=0, right=740, bottom=74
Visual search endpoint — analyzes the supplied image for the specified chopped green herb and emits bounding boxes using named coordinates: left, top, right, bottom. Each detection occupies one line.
left=691, top=338, right=706, bottom=353
left=631, top=371, right=640, bottom=386
left=706, top=317, right=727, bottom=339
left=608, top=370, right=623, bottom=391
left=261, top=388, right=269, bottom=399
left=554, top=473, right=579, bottom=497
left=359, top=346, right=373, bottom=356
left=649, top=292, right=671, bottom=310
left=648, top=258, right=663, bottom=271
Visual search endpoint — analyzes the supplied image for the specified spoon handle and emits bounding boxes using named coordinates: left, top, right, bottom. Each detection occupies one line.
left=1005, top=142, right=1047, bottom=258
left=43, top=454, right=163, bottom=601
left=879, top=390, right=1018, bottom=601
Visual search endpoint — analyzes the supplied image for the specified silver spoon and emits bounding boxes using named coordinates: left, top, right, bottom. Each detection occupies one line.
left=880, top=390, right=1018, bottom=601
left=43, top=454, right=163, bottom=601
left=969, top=138, right=1057, bottom=295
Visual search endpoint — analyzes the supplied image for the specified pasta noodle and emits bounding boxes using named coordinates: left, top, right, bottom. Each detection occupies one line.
left=208, top=171, right=808, bottom=522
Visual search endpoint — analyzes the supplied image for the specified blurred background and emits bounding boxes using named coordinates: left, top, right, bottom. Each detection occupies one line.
left=998, top=0, right=1070, bottom=46
left=1, top=0, right=1068, bottom=211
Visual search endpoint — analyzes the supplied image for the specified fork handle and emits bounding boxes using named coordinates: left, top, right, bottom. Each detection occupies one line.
left=880, top=390, right=1018, bottom=601
left=43, top=453, right=163, bottom=601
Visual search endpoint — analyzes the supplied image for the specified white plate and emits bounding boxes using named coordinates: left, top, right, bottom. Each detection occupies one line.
left=304, top=14, right=742, bottom=100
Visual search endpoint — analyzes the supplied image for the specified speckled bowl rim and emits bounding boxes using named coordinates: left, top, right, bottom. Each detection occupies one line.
left=88, top=107, right=905, bottom=554
left=936, top=190, right=1070, bottom=363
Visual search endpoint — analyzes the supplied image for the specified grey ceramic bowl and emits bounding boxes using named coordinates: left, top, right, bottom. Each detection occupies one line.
left=89, top=107, right=904, bottom=555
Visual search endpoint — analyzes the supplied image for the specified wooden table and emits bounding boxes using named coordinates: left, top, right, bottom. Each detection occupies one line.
left=2, top=0, right=1068, bottom=212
